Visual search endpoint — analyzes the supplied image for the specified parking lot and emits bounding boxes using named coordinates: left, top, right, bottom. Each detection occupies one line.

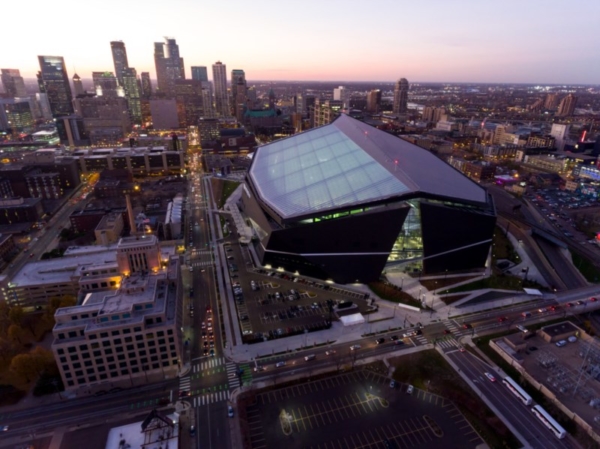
left=242, top=370, right=483, bottom=449
left=224, top=243, right=372, bottom=342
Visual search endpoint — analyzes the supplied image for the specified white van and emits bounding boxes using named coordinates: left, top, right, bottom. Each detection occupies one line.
left=304, top=354, right=316, bottom=362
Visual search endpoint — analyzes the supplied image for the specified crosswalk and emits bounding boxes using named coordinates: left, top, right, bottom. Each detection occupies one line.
left=443, top=319, right=460, bottom=334
left=180, top=376, right=191, bottom=391
left=192, top=260, right=214, bottom=268
left=193, top=356, right=225, bottom=373
left=415, top=334, right=428, bottom=345
left=437, top=339, right=459, bottom=349
left=192, top=390, right=231, bottom=407
left=227, top=362, right=240, bottom=388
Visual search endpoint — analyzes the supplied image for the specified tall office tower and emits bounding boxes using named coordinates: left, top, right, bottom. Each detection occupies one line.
left=140, top=72, right=152, bottom=99
left=110, top=41, right=129, bottom=85
left=366, top=89, right=381, bottom=112
left=393, top=78, right=409, bottom=114
left=212, top=61, right=229, bottom=117
left=191, top=66, right=208, bottom=82
left=557, top=94, right=577, bottom=117
left=0, top=98, right=34, bottom=134
left=75, top=95, right=131, bottom=145
left=550, top=123, right=570, bottom=151
left=37, top=56, right=74, bottom=116
left=1, top=69, right=27, bottom=98
left=312, top=99, right=342, bottom=128
left=295, top=92, right=307, bottom=115
left=544, top=93, right=559, bottom=110
left=154, top=37, right=185, bottom=97
left=34, top=93, right=52, bottom=120
left=122, top=67, right=142, bottom=125
left=231, top=69, right=247, bottom=121
left=268, top=88, right=275, bottom=110
left=92, top=72, right=122, bottom=97
left=333, top=86, right=349, bottom=109
left=174, top=79, right=206, bottom=127
left=72, top=73, right=85, bottom=97
left=202, top=89, right=215, bottom=118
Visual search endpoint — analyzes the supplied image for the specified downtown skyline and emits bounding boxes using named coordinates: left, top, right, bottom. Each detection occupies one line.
left=2, top=0, right=599, bottom=85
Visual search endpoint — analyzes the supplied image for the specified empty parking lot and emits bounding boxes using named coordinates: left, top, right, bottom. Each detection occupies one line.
left=241, top=370, right=483, bottom=449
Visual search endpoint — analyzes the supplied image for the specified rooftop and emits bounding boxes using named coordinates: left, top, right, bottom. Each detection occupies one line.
left=249, top=114, right=488, bottom=219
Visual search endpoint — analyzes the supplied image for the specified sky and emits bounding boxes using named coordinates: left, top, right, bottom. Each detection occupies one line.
left=4, top=0, right=600, bottom=84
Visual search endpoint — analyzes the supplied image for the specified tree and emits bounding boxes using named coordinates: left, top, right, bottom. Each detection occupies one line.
left=8, top=306, right=24, bottom=326
left=0, top=337, right=16, bottom=362
left=7, top=324, right=25, bottom=345
left=0, top=302, right=10, bottom=336
left=10, top=354, right=37, bottom=382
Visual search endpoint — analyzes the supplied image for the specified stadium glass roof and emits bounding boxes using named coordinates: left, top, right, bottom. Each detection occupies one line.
left=249, top=114, right=488, bottom=219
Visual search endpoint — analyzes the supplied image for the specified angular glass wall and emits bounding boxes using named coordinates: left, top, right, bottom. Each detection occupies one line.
left=386, top=200, right=423, bottom=270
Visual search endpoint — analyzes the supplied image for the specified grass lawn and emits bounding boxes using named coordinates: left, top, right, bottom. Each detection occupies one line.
left=439, top=294, right=470, bottom=305
left=420, top=276, right=479, bottom=291
left=570, top=250, right=600, bottom=283
left=492, top=226, right=521, bottom=264
left=443, top=274, right=545, bottom=294
left=391, top=350, right=520, bottom=449
left=213, top=178, right=240, bottom=208
left=368, top=281, right=422, bottom=309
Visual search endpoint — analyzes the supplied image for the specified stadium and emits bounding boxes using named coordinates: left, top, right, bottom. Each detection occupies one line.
left=241, top=114, right=496, bottom=284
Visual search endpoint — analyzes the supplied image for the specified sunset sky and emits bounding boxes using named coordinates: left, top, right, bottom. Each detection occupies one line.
left=4, top=0, right=600, bottom=84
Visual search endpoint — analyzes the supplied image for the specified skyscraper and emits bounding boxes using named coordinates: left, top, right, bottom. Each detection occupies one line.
left=557, top=94, right=577, bottom=117
left=122, top=68, right=142, bottom=125
left=212, top=61, right=229, bottom=117
left=1, top=69, right=27, bottom=98
left=154, top=38, right=185, bottom=97
left=110, top=41, right=129, bottom=86
left=175, top=79, right=207, bottom=127
left=393, top=78, right=409, bottom=115
left=37, top=56, right=74, bottom=117
left=333, top=86, right=349, bottom=109
left=92, top=72, right=122, bottom=97
left=231, top=69, right=246, bottom=120
left=72, top=73, right=85, bottom=97
left=140, top=72, right=152, bottom=99
left=366, top=89, right=381, bottom=113
left=191, top=66, right=208, bottom=82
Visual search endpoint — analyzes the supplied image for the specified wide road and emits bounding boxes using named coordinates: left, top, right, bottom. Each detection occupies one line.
left=448, top=349, right=576, bottom=449
left=183, top=153, right=232, bottom=449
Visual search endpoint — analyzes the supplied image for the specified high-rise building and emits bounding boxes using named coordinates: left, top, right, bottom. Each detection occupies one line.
left=544, top=93, right=559, bottom=110
left=557, top=94, right=577, bottom=117
left=110, top=41, right=129, bottom=85
left=333, top=86, right=349, bottom=109
left=393, top=78, right=409, bottom=115
left=154, top=38, right=185, bottom=98
left=550, top=123, right=570, bottom=151
left=51, top=235, right=182, bottom=393
left=72, top=73, right=85, bottom=97
left=34, top=93, right=53, bottom=120
left=231, top=70, right=247, bottom=121
left=92, top=72, right=122, bottom=97
left=212, top=61, right=229, bottom=117
left=37, top=56, right=74, bottom=117
left=366, top=89, right=381, bottom=113
left=0, top=98, right=34, bottom=134
left=312, top=99, right=343, bottom=128
left=191, top=66, right=208, bottom=82
left=75, top=95, right=131, bottom=145
left=140, top=72, right=152, bottom=99
left=1, top=69, right=27, bottom=98
left=122, top=68, right=142, bottom=125
left=175, top=79, right=207, bottom=127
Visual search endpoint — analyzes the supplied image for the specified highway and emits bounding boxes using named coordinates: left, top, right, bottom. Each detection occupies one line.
left=447, top=349, right=576, bottom=449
